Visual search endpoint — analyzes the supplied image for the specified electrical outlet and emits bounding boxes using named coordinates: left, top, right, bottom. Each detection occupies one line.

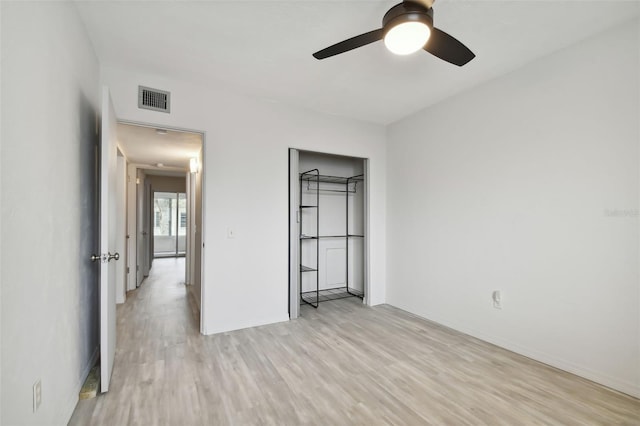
left=33, top=380, right=42, bottom=412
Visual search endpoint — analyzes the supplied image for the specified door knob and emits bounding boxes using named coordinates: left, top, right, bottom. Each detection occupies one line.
left=90, top=254, right=101, bottom=262
left=108, top=252, right=120, bottom=262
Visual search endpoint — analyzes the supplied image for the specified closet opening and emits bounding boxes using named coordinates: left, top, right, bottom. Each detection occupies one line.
left=289, top=149, right=368, bottom=319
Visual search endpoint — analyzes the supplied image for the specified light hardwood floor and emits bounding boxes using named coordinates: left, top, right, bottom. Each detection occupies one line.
left=69, top=258, right=640, bottom=425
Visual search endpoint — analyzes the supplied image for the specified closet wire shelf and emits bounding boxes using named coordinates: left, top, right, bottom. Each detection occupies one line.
left=299, top=169, right=365, bottom=308
left=301, top=173, right=364, bottom=194
left=301, top=287, right=364, bottom=306
left=300, top=174, right=365, bottom=184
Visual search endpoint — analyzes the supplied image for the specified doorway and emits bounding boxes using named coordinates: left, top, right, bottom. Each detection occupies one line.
left=116, top=121, right=205, bottom=331
left=153, top=191, right=187, bottom=258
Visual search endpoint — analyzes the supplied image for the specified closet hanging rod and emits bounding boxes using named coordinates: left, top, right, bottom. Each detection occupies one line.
left=305, top=181, right=357, bottom=193
left=300, top=173, right=364, bottom=184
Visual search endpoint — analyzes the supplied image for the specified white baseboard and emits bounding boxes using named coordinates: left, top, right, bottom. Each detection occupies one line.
left=391, top=305, right=640, bottom=399
left=60, top=346, right=100, bottom=424
left=203, top=314, right=290, bottom=336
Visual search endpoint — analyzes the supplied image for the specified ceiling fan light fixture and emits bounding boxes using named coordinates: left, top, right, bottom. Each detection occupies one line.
left=381, top=2, right=434, bottom=56
left=384, top=21, right=431, bottom=55
left=312, top=1, right=475, bottom=66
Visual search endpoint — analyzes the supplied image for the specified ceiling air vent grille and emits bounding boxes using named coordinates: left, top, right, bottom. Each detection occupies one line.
left=138, top=86, right=170, bottom=113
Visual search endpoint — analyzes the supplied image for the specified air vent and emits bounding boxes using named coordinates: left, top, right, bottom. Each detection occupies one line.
left=138, top=86, right=170, bottom=113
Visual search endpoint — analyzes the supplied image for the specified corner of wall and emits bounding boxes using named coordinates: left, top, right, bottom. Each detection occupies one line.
left=384, top=19, right=640, bottom=397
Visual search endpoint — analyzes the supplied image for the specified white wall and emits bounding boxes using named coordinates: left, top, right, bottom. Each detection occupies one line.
left=101, top=66, right=387, bottom=334
left=386, top=20, right=640, bottom=397
left=1, top=2, right=100, bottom=424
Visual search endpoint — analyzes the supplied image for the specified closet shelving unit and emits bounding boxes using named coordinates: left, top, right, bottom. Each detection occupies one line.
left=299, top=169, right=320, bottom=308
left=299, top=170, right=364, bottom=308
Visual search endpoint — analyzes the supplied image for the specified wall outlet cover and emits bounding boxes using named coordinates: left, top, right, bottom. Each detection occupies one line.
left=33, top=380, right=42, bottom=412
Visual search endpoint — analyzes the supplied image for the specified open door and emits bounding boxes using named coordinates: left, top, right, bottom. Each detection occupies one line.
left=145, top=179, right=153, bottom=275
left=136, top=169, right=145, bottom=287
left=98, top=87, right=119, bottom=392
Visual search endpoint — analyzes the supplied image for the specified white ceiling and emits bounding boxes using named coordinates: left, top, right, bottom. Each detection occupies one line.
left=77, top=0, right=639, bottom=125
left=117, top=123, right=202, bottom=170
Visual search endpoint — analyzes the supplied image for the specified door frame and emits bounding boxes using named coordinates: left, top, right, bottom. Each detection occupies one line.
left=136, top=168, right=147, bottom=287
left=126, top=163, right=137, bottom=291
left=119, top=120, right=207, bottom=334
left=288, top=149, right=300, bottom=319
left=151, top=190, right=188, bottom=258
left=115, top=149, right=127, bottom=304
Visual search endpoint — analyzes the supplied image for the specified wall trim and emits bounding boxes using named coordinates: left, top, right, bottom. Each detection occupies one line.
left=390, top=304, right=640, bottom=399
left=61, top=346, right=99, bottom=424
left=204, top=314, right=290, bottom=336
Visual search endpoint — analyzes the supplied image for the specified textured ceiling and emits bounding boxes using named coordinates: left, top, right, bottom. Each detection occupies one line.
left=77, top=0, right=640, bottom=124
left=117, top=123, right=202, bottom=170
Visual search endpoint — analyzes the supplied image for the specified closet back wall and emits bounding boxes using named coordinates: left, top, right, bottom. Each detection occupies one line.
left=299, top=152, right=365, bottom=294
left=101, top=66, right=387, bottom=334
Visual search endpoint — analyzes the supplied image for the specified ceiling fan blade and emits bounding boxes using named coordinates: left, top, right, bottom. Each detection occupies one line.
left=313, top=28, right=384, bottom=60
left=424, top=27, right=475, bottom=66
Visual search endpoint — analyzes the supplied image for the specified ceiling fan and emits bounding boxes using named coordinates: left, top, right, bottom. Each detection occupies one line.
left=313, top=0, right=475, bottom=66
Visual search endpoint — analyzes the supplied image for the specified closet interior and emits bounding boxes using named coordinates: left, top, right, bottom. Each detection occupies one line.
left=298, top=151, right=366, bottom=309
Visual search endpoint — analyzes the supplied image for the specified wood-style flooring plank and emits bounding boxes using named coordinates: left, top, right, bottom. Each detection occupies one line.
left=69, top=258, right=640, bottom=425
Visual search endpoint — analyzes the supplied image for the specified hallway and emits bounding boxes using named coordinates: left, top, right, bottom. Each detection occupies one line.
left=70, top=257, right=200, bottom=425
left=69, top=258, right=639, bottom=425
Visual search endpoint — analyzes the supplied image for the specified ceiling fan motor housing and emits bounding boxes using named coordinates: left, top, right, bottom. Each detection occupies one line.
left=382, top=2, right=434, bottom=37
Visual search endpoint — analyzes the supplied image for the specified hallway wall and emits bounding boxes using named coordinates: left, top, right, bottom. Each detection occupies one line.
left=146, top=175, right=186, bottom=193
left=1, top=2, right=101, bottom=424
